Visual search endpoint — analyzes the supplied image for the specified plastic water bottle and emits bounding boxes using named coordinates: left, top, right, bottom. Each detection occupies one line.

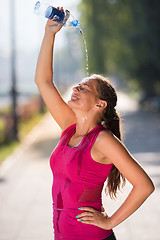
left=34, top=1, right=80, bottom=27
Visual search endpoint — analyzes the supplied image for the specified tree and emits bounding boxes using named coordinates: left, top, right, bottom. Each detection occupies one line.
left=79, top=0, right=160, bottom=98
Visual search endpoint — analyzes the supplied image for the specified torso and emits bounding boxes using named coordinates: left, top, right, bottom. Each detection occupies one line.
left=50, top=123, right=113, bottom=239
left=68, top=130, right=113, bottom=165
left=67, top=134, right=84, bottom=147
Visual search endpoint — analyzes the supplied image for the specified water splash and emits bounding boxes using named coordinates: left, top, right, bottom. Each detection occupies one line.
left=78, top=27, right=89, bottom=76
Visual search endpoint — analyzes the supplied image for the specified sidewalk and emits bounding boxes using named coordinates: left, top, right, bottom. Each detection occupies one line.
left=0, top=113, right=61, bottom=240
left=0, top=92, right=159, bottom=240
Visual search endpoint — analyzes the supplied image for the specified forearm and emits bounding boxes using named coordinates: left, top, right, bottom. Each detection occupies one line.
left=109, top=184, right=154, bottom=229
left=35, top=31, right=55, bottom=85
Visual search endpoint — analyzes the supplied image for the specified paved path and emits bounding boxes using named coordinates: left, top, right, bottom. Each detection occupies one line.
left=0, top=92, right=159, bottom=240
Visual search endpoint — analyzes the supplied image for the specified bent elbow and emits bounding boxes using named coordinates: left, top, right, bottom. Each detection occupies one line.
left=149, top=182, right=155, bottom=195
left=34, top=77, right=39, bottom=86
left=34, top=76, right=43, bottom=86
left=145, top=180, right=155, bottom=197
left=34, top=73, right=40, bottom=85
left=137, top=179, right=155, bottom=200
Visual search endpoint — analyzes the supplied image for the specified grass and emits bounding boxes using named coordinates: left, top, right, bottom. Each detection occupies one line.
left=0, top=118, right=5, bottom=143
left=19, top=112, right=45, bottom=138
left=0, top=111, right=46, bottom=165
left=0, top=141, right=19, bottom=164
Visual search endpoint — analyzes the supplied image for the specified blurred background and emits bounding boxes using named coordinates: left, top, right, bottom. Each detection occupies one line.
left=0, top=0, right=83, bottom=152
left=0, top=0, right=160, bottom=239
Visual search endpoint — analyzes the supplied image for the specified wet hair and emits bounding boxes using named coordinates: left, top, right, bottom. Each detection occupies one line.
left=91, top=74, right=126, bottom=199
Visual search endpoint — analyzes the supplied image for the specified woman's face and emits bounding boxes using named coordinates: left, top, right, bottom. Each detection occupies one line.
left=68, top=78, right=100, bottom=112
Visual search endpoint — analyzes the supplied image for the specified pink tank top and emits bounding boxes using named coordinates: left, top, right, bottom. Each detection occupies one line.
left=50, top=123, right=113, bottom=240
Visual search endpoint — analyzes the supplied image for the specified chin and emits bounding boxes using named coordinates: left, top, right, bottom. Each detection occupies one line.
left=68, top=99, right=75, bottom=108
left=68, top=99, right=82, bottom=110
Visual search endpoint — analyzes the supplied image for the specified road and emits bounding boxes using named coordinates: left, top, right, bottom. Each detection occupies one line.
left=0, top=92, right=159, bottom=240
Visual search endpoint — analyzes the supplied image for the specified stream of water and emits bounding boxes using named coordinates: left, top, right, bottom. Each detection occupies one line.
left=78, top=27, right=89, bottom=76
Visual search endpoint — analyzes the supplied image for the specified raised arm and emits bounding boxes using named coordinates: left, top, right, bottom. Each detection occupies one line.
left=34, top=14, right=76, bottom=131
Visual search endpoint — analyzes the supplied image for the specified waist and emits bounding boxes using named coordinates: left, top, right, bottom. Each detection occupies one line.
left=53, top=209, right=113, bottom=240
left=53, top=198, right=102, bottom=212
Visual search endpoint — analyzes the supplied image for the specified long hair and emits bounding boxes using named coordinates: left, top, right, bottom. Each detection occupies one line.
left=91, top=74, right=126, bottom=199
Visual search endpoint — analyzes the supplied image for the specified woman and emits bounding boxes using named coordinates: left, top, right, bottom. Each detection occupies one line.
left=34, top=8, right=154, bottom=240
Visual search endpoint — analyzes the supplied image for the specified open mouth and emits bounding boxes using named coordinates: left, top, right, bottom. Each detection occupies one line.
left=71, top=94, right=79, bottom=100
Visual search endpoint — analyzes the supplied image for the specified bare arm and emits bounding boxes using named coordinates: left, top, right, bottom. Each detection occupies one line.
left=96, top=132, right=154, bottom=228
left=34, top=17, right=76, bottom=130
left=76, top=132, right=155, bottom=229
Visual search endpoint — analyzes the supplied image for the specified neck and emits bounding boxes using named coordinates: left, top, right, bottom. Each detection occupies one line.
left=74, top=112, right=99, bottom=136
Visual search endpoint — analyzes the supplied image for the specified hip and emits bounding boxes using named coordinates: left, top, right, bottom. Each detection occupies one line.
left=53, top=210, right=113, bottom=239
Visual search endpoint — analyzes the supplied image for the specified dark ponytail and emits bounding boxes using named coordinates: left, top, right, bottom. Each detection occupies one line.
left=102, top=107, right=121, bottom=140
left=91, top=74, right=126, bottom=199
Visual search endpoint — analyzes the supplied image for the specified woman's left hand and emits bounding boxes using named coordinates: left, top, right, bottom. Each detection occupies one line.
left=76, top=207, right=112, bottom=230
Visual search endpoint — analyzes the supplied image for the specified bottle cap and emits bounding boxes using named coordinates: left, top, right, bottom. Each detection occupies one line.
left=72, top=19, right=80, bottom=27
left=34, top=1, right=40, bottom=14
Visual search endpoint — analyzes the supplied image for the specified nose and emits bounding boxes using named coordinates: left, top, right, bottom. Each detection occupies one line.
left=73, top=85, right=79, bottom=92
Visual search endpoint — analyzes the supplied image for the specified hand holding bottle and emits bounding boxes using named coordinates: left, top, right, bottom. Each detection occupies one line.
left=45, top=7, right=69, bottom=35
left=34, top=1, right=80, bottom=29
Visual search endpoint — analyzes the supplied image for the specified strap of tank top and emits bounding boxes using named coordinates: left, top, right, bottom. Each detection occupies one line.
left=87, top=125, right=111, bottom=150
left=60, top=123, right=76, bottom=140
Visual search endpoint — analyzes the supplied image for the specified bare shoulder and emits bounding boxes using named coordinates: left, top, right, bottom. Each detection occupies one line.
left=92, top=129, right=131, bottom=165
left=91, top=130, right=118, bottom=165
left=94, top=129, right=123, bottom=151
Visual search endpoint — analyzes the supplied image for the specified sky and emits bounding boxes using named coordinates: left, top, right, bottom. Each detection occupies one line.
left=0, top=0, right=83, bottom=107
left=0, top=0, right=81, bottom=56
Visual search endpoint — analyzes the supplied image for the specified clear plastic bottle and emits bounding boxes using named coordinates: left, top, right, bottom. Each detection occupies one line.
left=34, top=1, right=80, bottom=27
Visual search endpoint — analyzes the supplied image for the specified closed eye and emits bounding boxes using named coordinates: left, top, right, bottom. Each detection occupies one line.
left=79, top=83, right=90, bottom=91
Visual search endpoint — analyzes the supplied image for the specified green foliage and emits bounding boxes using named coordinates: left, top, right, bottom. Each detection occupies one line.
left=0, top=118, right=5, bottom=143
left=0, top=111, right=46, bottom=164
left=79, top=0, right=160, bottom=98
left=0, top=141, right=19, bottom=164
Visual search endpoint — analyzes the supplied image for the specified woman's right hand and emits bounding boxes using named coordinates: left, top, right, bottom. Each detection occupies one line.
left=45, top=7, right=70, bottom=35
